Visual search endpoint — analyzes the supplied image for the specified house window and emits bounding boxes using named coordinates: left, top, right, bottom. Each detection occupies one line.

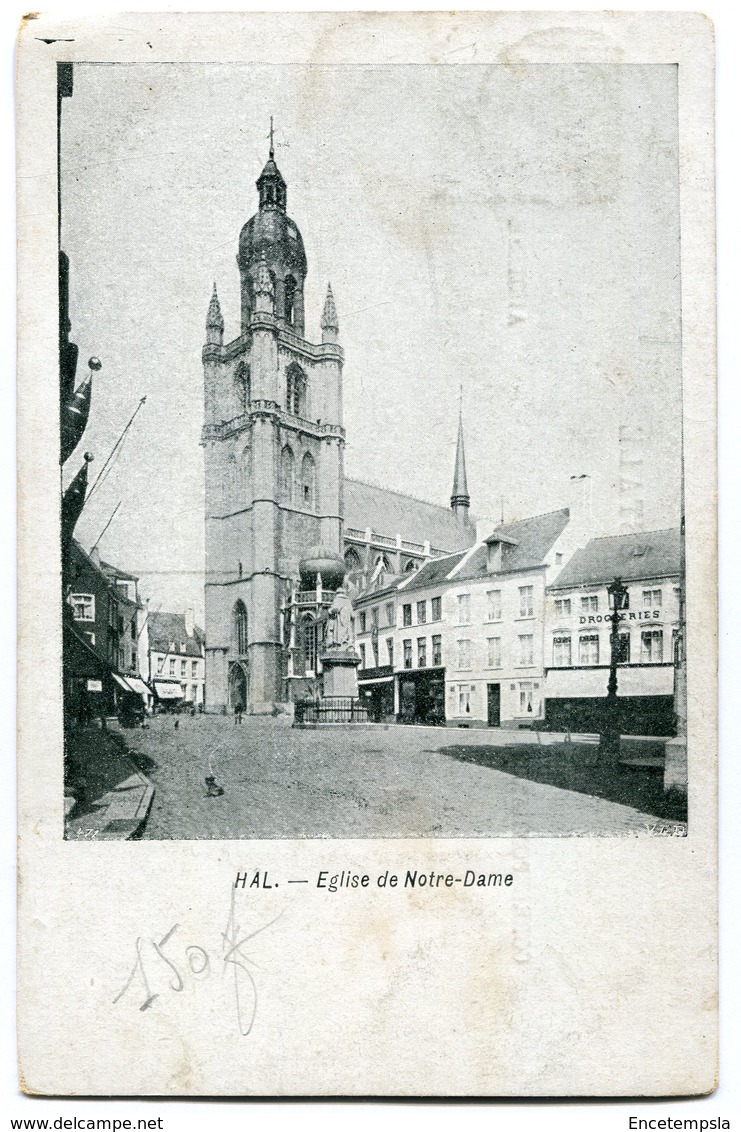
left=554, top=598, right=571, bottom=617
left=417, top=638, right=427, bottom=667
left=487, top=637, right=502, bottom=668
left=130, top=619, right=136, bottom=640
left=359, top=643, right=366, bottom=669
left=132, top=650, right=137, bottom=672
left=301, top=453, right=316, bottom=510
left=457, top=594, right=471, bottom=624
left=431, top=596, right=442, bottom=621
left=386, top=638, right=394, bottom=668
left=555, top=553, right=563, bottom=565
left=643, top=588, right=662, bottom=608
left=487, top=589, right=502, bottom=621
left=157, top=657, right=164, bottom=674
left=641, top=630, right=663, bottom=664
left=432, top=635, right=442, bottom=666
left=191, top=684, right=198, bottom=702
left=518, top=634, right=534, bottom=666
left=359, top=612, right=367, bottom=634
left=580, top=595, right=598, bottom=613
left=69, top=594, right=95, bottom=621
left=617, top=633, right=631, bottom=664
left=169, top=659, right=175, bottom=675
left=385, top=602, right=395, bottom=627
left=458, top=685, right=473, bottom=714
left=553, top=636, right=572, bottom=666
left=518, top=585, right=534, bottom=617
left=181, top=660, right=187, bottom=677
left=371, top=607, right=379, bottom=628
left=457, top=639, right=471, bottom=669
left=519, top=682, right=535, bottom=714
left=403, top=639, right=412, bottom=669
left=402, top=604, right=412, bottom=627
left=579, top=634, right=600, bottom=665
left=191, top=661, right=197, bottom=678
left=416, top=601, right=427, bottom=625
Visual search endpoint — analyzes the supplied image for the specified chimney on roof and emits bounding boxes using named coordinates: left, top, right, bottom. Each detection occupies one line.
left=185, top=607, right=194, bottom=639
left=89, top=545, right=101, bottom=568
left=569, top=474, right=593, bottom=542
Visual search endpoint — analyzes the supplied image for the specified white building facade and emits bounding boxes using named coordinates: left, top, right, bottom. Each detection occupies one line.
left=544, top=528, right=680, bottom=736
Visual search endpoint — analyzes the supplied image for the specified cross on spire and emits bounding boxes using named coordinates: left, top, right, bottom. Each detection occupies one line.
left=268, top=116, right=274, bottom=159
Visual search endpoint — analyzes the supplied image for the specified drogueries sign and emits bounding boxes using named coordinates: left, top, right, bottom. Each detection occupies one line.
left=579, top=610, right=661, bottom=625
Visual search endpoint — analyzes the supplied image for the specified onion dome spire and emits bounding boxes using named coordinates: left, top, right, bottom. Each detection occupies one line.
left=256, top=118, right=287, bottom=212
left=451, top=392, right=470, bottom=516
left=321, top=283, right=339, bottom=343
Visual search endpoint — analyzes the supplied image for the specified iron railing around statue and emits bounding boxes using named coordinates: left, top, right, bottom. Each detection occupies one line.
left=295, top=697, right=369, bottom=724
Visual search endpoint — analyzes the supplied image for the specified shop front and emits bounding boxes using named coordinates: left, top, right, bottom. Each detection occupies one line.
left=357, top=666, right=395, bottom=722
left=398, top=666, right=446, bottom=726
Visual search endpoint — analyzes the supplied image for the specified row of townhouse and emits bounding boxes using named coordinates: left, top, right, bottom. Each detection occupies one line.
left=65, top=540, right=206, bottom=716
left=64, top=540, right=151, bottom=719
left=352, top=505, right=680, bottom=736
left=146, top=610, right=206, bottom=708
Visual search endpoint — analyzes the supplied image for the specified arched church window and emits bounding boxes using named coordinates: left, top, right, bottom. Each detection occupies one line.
left=284, top=276, right=297, bottom=325
left=301, top=614, right=317, bottom=674
left=286, top=364, right=306, bottom=417
left=233, top=600, right=248, bottom=657
left=375, top=554, right=391, bottom=572
left=301, top=452, right=316, bottom=511
left=234, top=363, right=250, bottom=412
left=404, top=560, right=418, bottom=574
left=344, top=547, right=361, bottom=572
left=280, top=445, right=295, bottom=504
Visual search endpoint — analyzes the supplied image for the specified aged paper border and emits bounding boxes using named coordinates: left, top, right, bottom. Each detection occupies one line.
left=16, top=11, right=717, bottom=1097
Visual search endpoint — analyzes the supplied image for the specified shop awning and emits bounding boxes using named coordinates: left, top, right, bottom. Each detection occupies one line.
left=154, top=681, right=183, bottom=700
left=125, top=676, right=151, bottom=698
left=112, top=673, right=132, bottom=692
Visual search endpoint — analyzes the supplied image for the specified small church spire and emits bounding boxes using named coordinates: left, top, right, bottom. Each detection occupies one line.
left=257, top=119, right=286, bottom=212
left=451, top=390, right=470, bottom=517
left=321, top=283, right=339, bottom=343
left=206, top=282, right=224, bottom=345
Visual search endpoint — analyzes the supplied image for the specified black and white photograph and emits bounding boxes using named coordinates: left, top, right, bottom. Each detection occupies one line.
left=16, top=10, right=720, bottom=1100
left=59, top=56, right=688, bottom=839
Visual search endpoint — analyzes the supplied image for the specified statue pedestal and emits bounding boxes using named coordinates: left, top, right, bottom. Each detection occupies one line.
left=320, top=648, right=361, bottom=699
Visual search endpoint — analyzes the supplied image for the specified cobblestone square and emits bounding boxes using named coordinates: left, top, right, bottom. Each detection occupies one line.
left=118, top=715, right=686, bottom=839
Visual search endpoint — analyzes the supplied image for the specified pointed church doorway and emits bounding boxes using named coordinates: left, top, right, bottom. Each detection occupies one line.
left=228, top=662, right=248, bottom=713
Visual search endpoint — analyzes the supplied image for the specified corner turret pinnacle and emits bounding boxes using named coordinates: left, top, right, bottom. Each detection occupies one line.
left=451, top=399, right=470, bottom=516
left=206, top=282, right=224, bottom=345
left=321, top=283, right=339, bottom=344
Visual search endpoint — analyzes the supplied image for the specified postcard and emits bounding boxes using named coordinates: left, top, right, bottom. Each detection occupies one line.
left=17, top=11, right=717, bottom=1095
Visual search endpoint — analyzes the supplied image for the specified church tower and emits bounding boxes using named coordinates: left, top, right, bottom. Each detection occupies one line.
left=202, top=134, right=345, bottom=714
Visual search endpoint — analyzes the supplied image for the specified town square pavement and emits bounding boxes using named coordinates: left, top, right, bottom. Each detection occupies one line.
left=120, top=714, right=685, bottom=840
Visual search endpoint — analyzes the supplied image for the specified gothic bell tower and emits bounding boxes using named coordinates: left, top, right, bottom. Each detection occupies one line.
left=202, top=134, right=345, bottom=714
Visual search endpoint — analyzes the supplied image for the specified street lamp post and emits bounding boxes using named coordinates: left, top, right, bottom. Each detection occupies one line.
left=601, top=576, right=629, bottom=757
